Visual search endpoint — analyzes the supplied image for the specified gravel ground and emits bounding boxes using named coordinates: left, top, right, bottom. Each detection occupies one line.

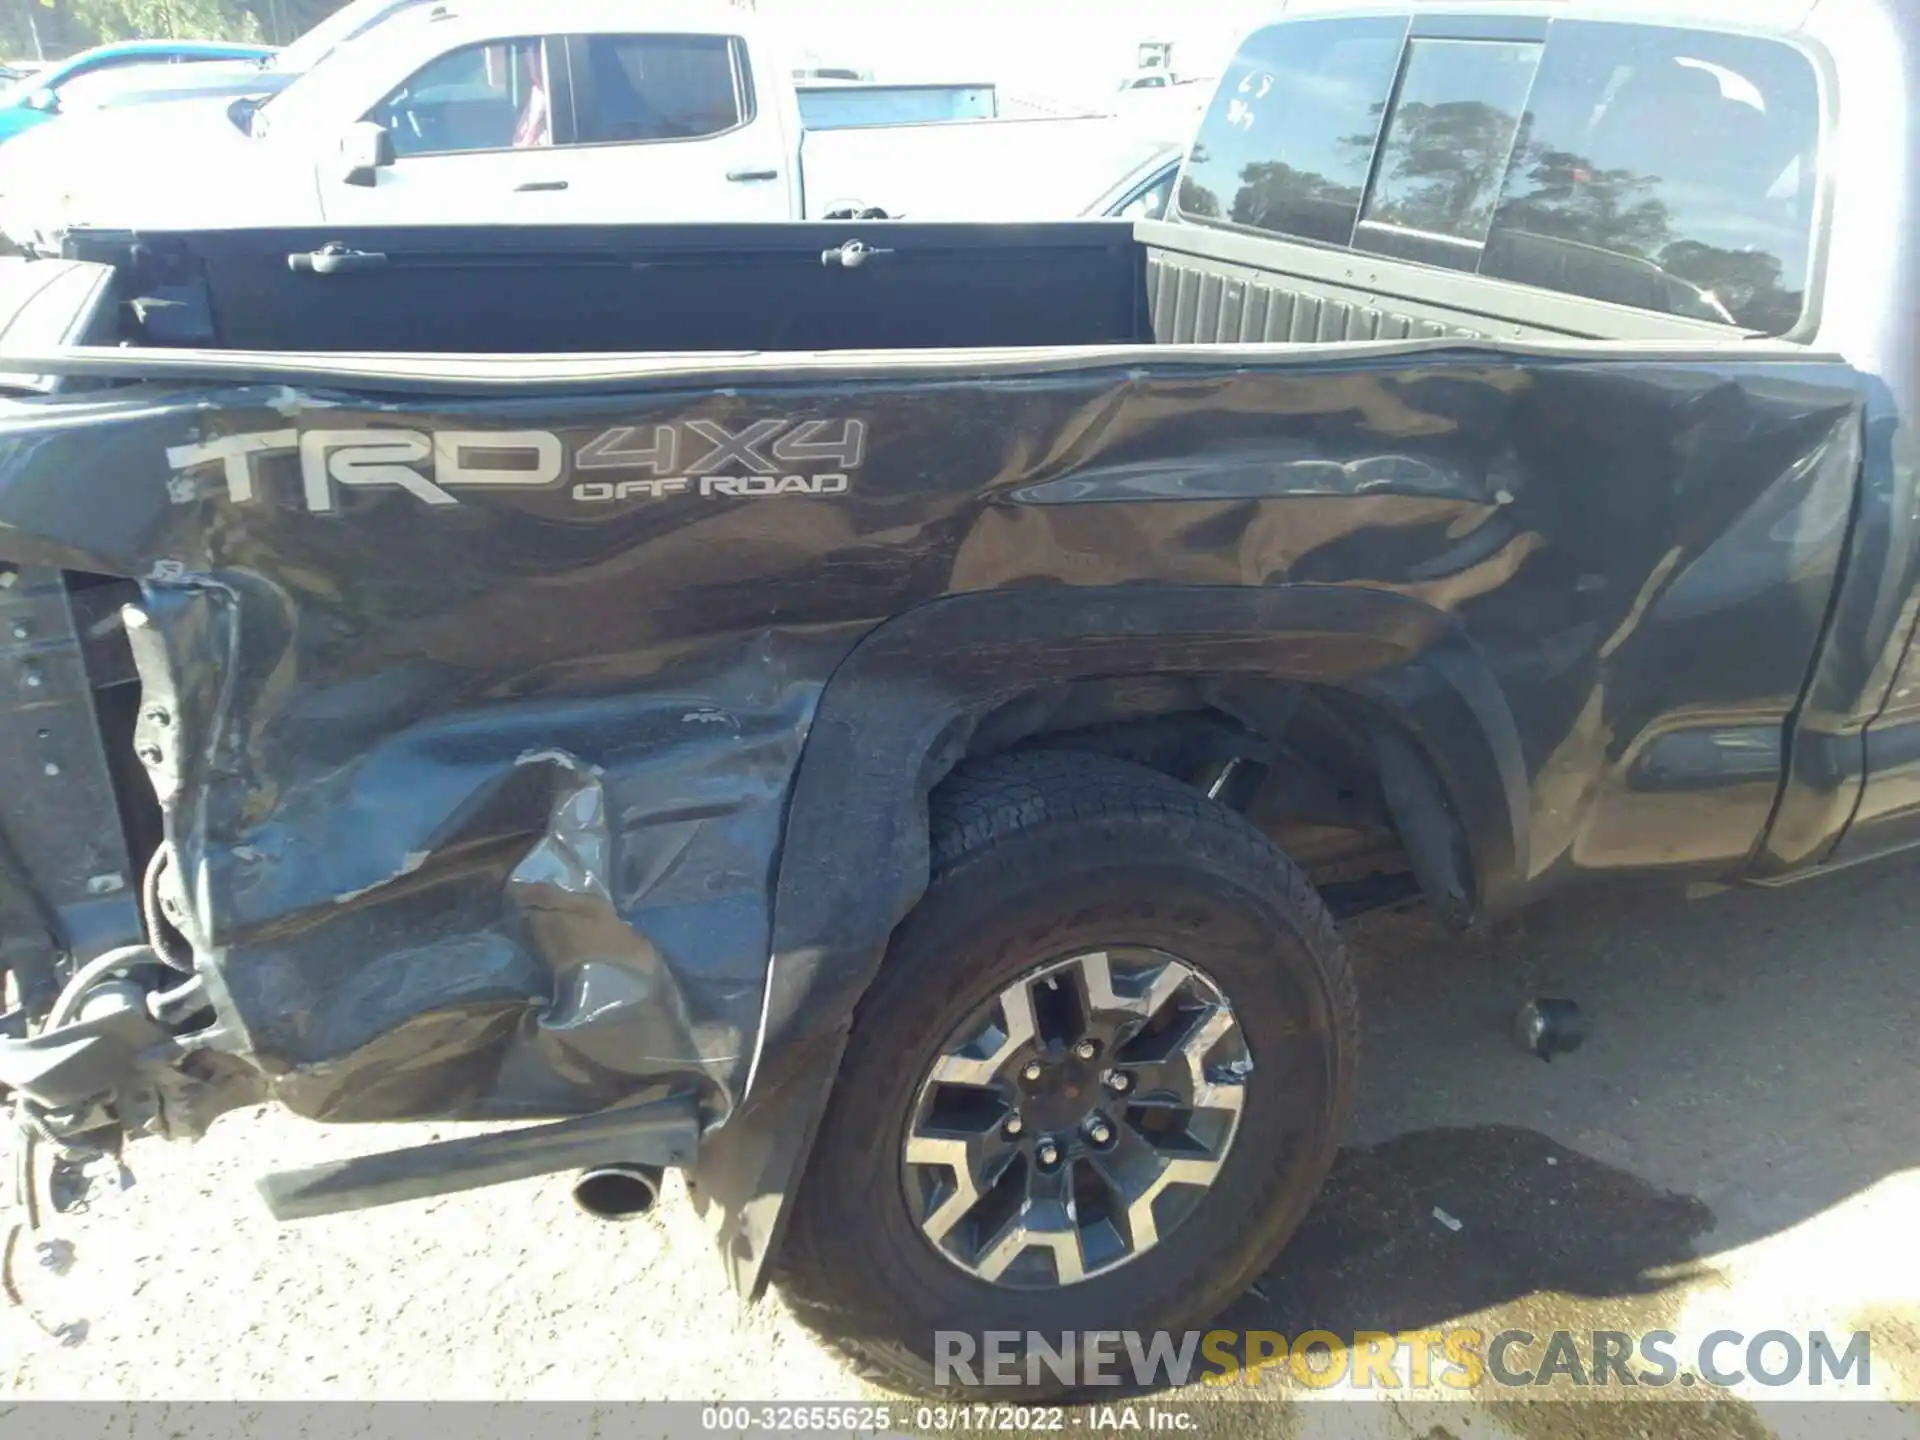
left=4, top=856, right=1917, bottom=1438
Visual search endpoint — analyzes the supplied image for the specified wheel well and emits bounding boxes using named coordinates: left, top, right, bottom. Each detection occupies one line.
left=952, top=676, right=1474, bottom=922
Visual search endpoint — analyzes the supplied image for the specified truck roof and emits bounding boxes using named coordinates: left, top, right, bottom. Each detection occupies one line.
left=374, top=0, right=766, bottom=38
left=1274, top=0, right=1822, bottom=35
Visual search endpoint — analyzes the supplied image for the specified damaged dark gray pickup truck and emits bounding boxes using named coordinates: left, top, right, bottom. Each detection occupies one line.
left=0, top=0, right=1913, bottom=1396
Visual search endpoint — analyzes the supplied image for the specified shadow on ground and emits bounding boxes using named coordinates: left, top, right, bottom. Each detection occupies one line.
left=1145, top=855, right=1920, bottom=1431
left=1335, top=853, right=1920, bottom=1250
left=1224, top=1123, right=1714, bottom=1340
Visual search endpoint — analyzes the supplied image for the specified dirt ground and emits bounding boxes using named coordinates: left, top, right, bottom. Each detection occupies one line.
left=3, top=855, right=1917, bottom=1438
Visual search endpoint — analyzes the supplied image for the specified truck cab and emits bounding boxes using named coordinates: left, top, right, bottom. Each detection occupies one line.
left=0, top=0, right=808, bottom=236
left=0, top=0, right=1170, bottom=243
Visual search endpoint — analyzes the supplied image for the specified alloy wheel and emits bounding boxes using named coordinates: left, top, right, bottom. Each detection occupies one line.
left=900, top=947, right=1251, bottom=1288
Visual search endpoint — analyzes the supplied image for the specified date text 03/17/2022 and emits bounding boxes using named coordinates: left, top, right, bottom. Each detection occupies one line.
left=698, top=1405, right=1198, bottom=1432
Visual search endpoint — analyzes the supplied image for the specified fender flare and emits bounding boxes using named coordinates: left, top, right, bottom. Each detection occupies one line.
left=691, top=583, right=1528, bottom=1296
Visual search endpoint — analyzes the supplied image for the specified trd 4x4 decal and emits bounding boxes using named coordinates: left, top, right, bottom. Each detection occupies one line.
left=165, top=418, right=867, bottom=513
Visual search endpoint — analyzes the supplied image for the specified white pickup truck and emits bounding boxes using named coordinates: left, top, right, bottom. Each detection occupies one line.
left=0, top=0, right=1161, bottom=247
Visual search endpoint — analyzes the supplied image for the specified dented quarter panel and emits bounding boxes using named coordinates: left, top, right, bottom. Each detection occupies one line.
left=0, top=348, right=1869, bottom=1156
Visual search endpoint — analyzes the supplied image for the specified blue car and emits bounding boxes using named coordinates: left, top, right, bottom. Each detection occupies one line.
left=0, top=39, right=275, bottom=143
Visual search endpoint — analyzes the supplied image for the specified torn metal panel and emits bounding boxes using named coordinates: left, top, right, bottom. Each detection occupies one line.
left=0, top=349, right=1870, bottom=1143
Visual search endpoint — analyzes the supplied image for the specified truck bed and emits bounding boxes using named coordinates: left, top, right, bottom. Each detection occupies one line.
left=0, top=318, right=1862, bottom=1133
left=0, top=205, right=1887, bottom=1317
left=46, top=213, right=1756, bottom=364
left=59, top=222, right=1152, bottom=355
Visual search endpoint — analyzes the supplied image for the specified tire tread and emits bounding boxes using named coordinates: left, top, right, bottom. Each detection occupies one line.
left=776, top=750, right=1357, bottom=1397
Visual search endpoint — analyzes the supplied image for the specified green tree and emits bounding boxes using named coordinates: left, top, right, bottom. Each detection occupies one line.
left=1659, top=239, right=1801, bottom=334
left=4, top=0, right=351, bottom=60
left=1362, top=98, right=1525, bottom=237
left=64, top=0, right=260, bottom=42
left=1496, top=141, right=1672, bottom=258
left=1230, top=160, right=1360, bottom=236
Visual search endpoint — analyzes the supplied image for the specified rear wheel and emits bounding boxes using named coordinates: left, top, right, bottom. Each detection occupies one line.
left=776, top=751, right=1358, bottom=1397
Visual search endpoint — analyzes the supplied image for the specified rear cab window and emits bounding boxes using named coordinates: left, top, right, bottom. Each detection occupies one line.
left=1178, top=17, right=1406, bottom=245
left=1177, top=14, right=1823, bottom=335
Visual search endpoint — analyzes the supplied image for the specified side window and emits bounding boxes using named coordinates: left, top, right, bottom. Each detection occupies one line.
left=1484, top=23, right=1820, bottom=333
left=1355, top=39, right=1542, bottom=269
left=1122, top=167, right=1178, bottom=221
left=1177, top=17, right=1407, bottom=245
left=572, top=34, right=748, bottom=144
left=369, top=37, right=552, bottom=158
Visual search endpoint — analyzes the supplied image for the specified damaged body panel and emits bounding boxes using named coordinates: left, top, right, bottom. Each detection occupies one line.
left=3, top=0, right=1920, bottom=1387
left=0, top=345, right=1868, bottom=1173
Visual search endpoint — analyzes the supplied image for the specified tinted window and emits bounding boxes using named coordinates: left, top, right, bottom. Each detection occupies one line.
left=1180, top=17, right=1821, bottom=335
left=1356, top=39, right=1541, bottom=269
left=1484, top=23, right=1820, bottom=333
left=573, top=34, right=745, bottom=144
left=1178, top=17, right=1407, bottom=245
left=371, top=38, right=552, bottom=156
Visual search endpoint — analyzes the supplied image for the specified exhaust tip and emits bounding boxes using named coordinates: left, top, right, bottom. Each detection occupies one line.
left=573, top=1163, right=662, bottom=1221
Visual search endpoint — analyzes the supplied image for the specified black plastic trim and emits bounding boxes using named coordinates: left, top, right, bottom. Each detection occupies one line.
left=691, top=582, right=1527, bottom=1298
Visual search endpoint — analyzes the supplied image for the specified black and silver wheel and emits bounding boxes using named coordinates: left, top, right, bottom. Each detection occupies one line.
left=777, top=751, right=1358, bottom=1398
left=905, top=947, right=1249, bottom=1286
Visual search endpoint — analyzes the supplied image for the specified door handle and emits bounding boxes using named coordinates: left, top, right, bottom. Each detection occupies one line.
left=515, top=180, right=569, bottom=192
left=820, top=238, right=893, bottom=270
left=287, top=243, right=388, bottom=275
left=726, top=167, right=778, bottom=182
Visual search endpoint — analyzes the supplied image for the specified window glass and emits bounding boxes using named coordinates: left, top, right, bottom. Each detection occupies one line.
left=1485, top=23, right=1820, bottom=332
left=1177, top=17, right=1407, bottom=245
left=1120, top=167, right=1177, bottom=221
left=574, top=34, right=744, bottom=144
left=370, top=38, right=551, bottom=157
left=1356, top=39, right=1540, bottom=268
left=1178, top=16, right=1821, bottom=334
